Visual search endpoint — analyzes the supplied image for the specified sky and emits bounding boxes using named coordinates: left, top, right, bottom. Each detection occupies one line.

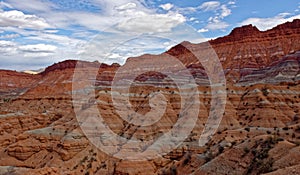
left=0, top=0, right=299, bottom=70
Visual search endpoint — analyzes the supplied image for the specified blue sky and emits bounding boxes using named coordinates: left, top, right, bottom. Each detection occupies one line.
left=0, top=0, right=299, bottom=70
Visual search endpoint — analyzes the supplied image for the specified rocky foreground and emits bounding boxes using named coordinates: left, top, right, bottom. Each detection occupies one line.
left=0, top=20, right=300, bottom=175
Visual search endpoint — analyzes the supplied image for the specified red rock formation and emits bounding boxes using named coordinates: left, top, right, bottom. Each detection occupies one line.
left=0, top=20, right=300, bottom=175
left=0, top=70, right=40, bottom=100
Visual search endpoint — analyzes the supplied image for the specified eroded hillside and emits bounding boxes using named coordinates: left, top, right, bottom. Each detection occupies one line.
left=0, top=20, right=300, bottom=175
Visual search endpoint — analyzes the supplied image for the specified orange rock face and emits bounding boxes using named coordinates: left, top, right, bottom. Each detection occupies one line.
left=0, top=20, right=300, bottom=174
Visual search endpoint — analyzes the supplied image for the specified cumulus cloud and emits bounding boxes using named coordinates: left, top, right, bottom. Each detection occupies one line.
left=159, top=3, right=174, bottom=11
left=199, top=1, right=221, bottom=11
left=240, top=13, right=300, bottom=31
left=0, top=10, right=51, bottom=29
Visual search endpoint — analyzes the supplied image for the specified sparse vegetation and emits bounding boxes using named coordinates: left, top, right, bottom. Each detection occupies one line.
left=3, top=98, right=11, bottom=102
left=245, top=127, right=250, bottom=132
left=218, top=146, right=224, bottom=154
left=183, top=153, right=192, bottom=165
left=283, top=126, right=289, bottom=131
left=1, top=19, right=300, bottom=175
left=244, top=136, right=278, bottom=174
left=204, top=151, right=214, bottom=163
left=170, top=165, right=177, bottom=175
left=262, top=87, right=269, bottom=96
left=243, top=147, right=250, bottom=154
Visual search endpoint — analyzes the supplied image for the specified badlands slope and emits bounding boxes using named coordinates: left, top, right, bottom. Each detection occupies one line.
left=0, top=19, right=300, bottom=175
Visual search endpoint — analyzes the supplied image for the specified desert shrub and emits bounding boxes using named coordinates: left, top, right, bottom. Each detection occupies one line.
left=283, top=126, right=289, bottom=131
left=183, top=153, right=191, bottom=165
left=3, top=98, right=10, bottom=102
left=204, top=151, right=214, bottom=163
left=170, top=165, right=177, bottom=175
left=218, top=146, right=224, bottom=153
left=245, top=127, right=250, bottom=132
left=243, top=147, right=250, bottom=153
left=262, top=87, right=269, bottom=96
left=245, top=137, right=276, bottom=174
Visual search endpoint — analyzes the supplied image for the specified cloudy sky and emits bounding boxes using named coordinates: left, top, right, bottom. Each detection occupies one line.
left=0, top=0, right=299, bottom=70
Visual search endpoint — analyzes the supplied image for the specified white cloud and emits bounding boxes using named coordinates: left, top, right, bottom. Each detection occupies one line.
left=189, top=17, right=196, bottom=21
left=0, top=40, right=15, bottom=46
left=18, top=0, right=179, bottom=34
left=195, top=2, right=232, bottom=32
left=18, top=44, right=57, bottom=53
left=198, top=28, right=209, bottom=33
left=206, top=21, right=229, bottom=30
left=0, top=38, right=76, bottom=69
left=0, top=33, right=19, bottom=39
left=0, top=10, right=51, bottom=29
left=115, top=2, right=137, bottom=11
left=93, top=0, right=152, bottom=15
left=23, top=32, right=87, bottom=50
left=1, top=0, right=188, bottom=36
left=6, top=0, right=55, bottom=12
left=0, top=40, right=61, bottom=59
left=199, top=1, right=221, bottom=11
left=116, top=12, right=186, bottom=33
left=22, top=52, right=54, bottom=57
left=46, top=11, right=119, bottom=30
left=159, top=3, right=174, bottom=11
left=44, top=30, right=59, bottom=33
left=220, top=5, right=231, bottom=18
left=228, top=1, right=236, bottom=5
left=277, top=12, right=291, bottom=17
left=240, top=13, right=300, bottom=31
left=16, top=43, right=58, bottom=58
left=0, top=40, right=17, bottom=55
